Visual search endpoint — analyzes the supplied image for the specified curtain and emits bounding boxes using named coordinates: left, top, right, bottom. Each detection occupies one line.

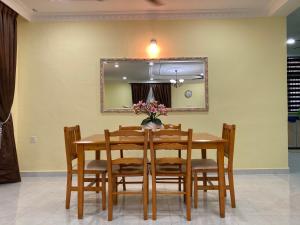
left=131, top=83, right=151, bottom=104
left=151, top=83, right=172, bottom=108
left=0, top=2, right=20, bottom=183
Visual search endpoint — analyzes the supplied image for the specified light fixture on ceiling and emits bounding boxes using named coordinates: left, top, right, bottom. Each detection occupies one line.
left=147, top=39, right=160, bottom=58
left=170, top=69, right=184, bottom=88
left=114, top=63, right=119, bottom=68
left=122, top=76, right=127, bottom=80
left=287, top=38, right=296, bottom=45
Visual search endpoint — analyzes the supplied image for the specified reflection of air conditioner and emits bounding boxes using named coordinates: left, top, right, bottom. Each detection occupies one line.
left=151, top=62, right=204, bottom=80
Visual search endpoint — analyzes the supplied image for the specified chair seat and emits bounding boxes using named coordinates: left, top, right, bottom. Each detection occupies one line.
left=155, top=164, right=186, bottom=175
left=112, top=164, right=146, bottom=176
left=73, top=160, right=107, bottom=172
left=192, top=159, right=218, bottom=170
left=192, top=159, right=229, bottom=171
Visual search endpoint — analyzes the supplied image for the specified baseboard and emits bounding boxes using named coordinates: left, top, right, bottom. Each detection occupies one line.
left=20, top=168, right=290, bottom=177
left=233, top=168, right=290, bottom=175
left=21, top=171, right=66, bottom=177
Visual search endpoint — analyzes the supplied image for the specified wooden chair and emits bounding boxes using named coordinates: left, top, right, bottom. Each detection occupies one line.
left=156, top=124, right=183, bottom=191
left=104, top=129, right=149, bottom=221
left=118, top=125, right=143, bottom=191
left=64, top=125, right=106, bottom=210
left=192, top=123, right=236, bottom=208
left=149, top=129, right=193, bottom=221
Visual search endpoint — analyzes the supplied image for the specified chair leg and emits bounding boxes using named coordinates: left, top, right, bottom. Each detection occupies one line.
left=108, top=176, right=113, bottom=221
left=143, top=173, right=148, bottom=220
left=113, top=177, right=118, bottom=205
left=178, top=150, right=182, bottom=191
left=146, top=172, right=149, bottom=205
left=190, top=176, right=193, bottom=197
left=178, top=176, right=182, bottom=191
left=183, top=177, right=186, bottom=204
left=228, top=170, right=236, bottom=208
left=122, top=177, right=126, bottom=191
left=96, top=173, right=100, bottom=193
left=101, top=172, right=106, bottom=210
left=224, top=176, right=227, bottom=197
left=186, top=174, right=191, bottom=221
left=203, top=172, right=207, bottom=192
left=152, top=175, right=157, bottom=220
left=65, top=172, right=72, bottom=209
left=193, top=172, right=198, bottom=208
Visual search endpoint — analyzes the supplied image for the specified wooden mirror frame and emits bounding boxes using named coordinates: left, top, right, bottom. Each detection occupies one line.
left=100, top=57, right=209, bottom=113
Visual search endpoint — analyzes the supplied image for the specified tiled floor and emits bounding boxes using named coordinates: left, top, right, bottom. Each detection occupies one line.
left=1, top=171, right=300, bottom=225
left=289, top=150, right=300, bottom=173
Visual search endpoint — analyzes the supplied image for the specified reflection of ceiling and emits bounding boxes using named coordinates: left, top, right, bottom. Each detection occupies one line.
left=104, top=61, right=149, bottom=81
left=3, top=0, right=300, bottom=21
left=152, top=62, right=204, bottom=81
left=104, top=60, right=205, bottom=83
left=287, top=6, right=300, bottom=56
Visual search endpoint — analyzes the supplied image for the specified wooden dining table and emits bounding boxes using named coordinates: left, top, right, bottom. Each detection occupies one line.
left=75, top=132, right=227, bottom=219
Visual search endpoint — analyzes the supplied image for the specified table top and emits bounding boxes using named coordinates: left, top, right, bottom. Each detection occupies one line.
left=75, top=133, right=226, bottom=145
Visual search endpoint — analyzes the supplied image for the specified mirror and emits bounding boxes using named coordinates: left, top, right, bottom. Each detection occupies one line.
left=100, top=57, right=208, bottom=112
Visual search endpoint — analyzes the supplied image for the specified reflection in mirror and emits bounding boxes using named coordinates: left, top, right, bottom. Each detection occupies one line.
left=100, top=58, right=208, bottom=112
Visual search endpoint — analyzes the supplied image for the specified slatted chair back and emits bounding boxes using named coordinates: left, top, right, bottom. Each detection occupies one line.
left=104, top=129, right=149, bottom=177
left=222, top=123, right=236, bottom=169
left=64, top=125, right=81, bottom=171
left=149, top=129, right=193, bottom=172
left=163, top=124, right=181, bottom=130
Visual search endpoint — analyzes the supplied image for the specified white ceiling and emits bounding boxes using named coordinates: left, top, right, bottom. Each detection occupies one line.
left=287, top=6, right=300, bottom=56
left=2, top=0, right=300, bottom=21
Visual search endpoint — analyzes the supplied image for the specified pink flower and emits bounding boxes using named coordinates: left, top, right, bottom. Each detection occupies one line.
left=132, top=100, right=168, bottom=118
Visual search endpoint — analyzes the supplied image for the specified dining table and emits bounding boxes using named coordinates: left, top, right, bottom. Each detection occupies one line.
left=74, top=132, right=227, bottom=219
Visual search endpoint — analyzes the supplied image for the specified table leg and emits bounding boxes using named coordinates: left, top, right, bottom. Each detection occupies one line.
left=77, top=144, right=84, bottom=219
left=217, top=143, right=225, bottom=218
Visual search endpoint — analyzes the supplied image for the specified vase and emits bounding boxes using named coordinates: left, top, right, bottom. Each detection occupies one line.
left=142, top=122, right=162, bottom=131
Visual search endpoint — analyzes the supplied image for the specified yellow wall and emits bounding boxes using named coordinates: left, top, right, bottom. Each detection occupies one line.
left=16, top=17, right=287, bottom=171
left=104, top=82, right=132, bottom=108
left=171, top=82, right=205, bottom=108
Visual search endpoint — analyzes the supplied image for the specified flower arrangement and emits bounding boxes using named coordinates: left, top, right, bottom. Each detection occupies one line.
left=133, top=100, right=168, bottom=126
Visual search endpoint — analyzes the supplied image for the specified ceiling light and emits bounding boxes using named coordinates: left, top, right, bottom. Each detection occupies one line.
left=147, top=39, right=160, bottom=58
left=170, top=70, right=184, bottom=88
left=150, top=78, right=154, bottom=81
left=122, top=76, right=127, bottom=80
left=287, top=38, right=296, bottom=45
left=201, top=73, right=204, bottom=75
left=114, top=63, right=119, bottom=68
left=149, top=61, right=154, bottom=66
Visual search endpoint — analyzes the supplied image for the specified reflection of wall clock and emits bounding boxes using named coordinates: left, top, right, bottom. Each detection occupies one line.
left=184, top=90, right=192, bottom=98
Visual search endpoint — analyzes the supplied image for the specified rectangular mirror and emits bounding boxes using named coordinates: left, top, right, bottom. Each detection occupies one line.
left=100, top=57, right=208, bottom=112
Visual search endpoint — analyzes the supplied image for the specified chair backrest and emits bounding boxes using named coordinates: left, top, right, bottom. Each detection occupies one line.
left=163, top=124, right=181, bottom=130
left=222, top=123, right=236, bottom=168
left=104, top=129, right=149, bottom=177
left=149, top=129, right=193, bottom=173
left=119, top=125, right=142, bottom=131
left=64, top=125, right=81, bottom=171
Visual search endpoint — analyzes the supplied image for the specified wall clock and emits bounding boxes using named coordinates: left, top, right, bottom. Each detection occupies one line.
left=184, top=90, right=192, bottom=98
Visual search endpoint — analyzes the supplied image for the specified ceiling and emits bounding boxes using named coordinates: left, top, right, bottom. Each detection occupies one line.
left=287, top=6, right=300, bottom=56
left=2, top=0, right=300, bottom=21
